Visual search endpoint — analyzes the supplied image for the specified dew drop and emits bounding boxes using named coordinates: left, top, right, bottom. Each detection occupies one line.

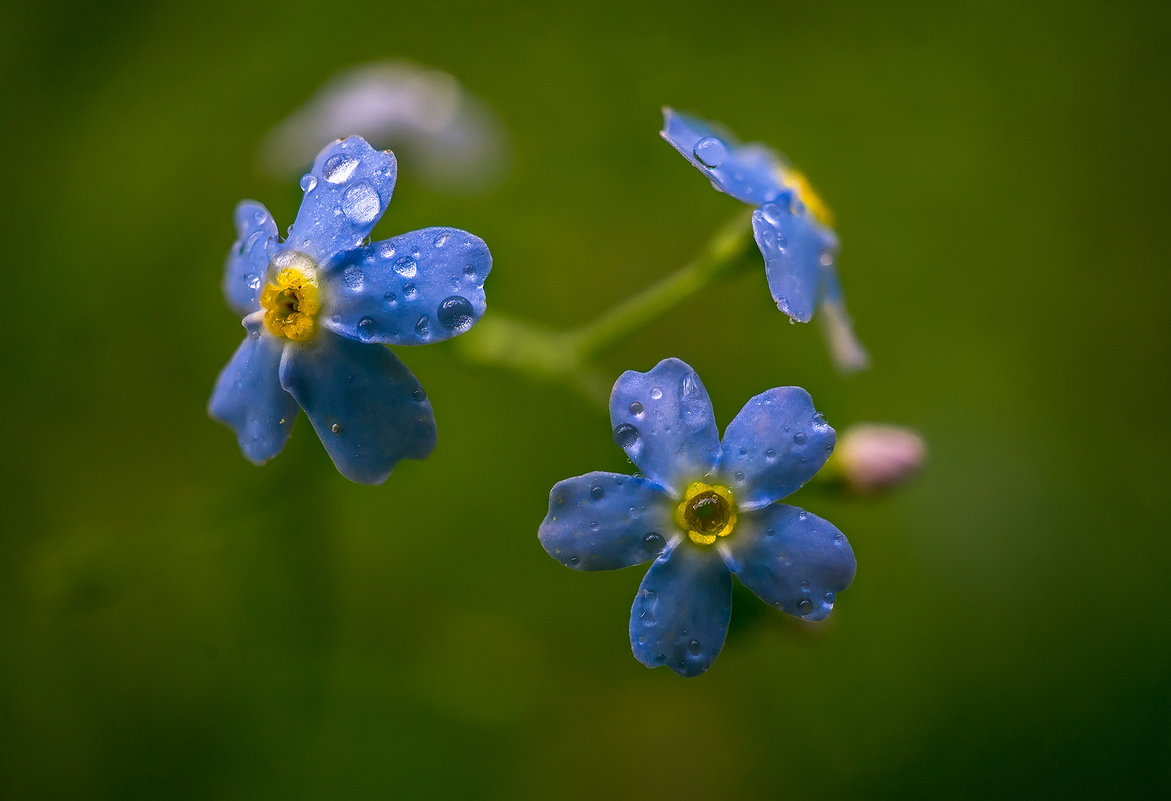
left=433, top=232, right=450, bottom=248
left=463, top=264, right=477, bottom=279
left=760, top=202, right=785, bottom=226
left=403, top=283, right=418, bottom=300
left=643, top=532, right=665, bottom=552
left=246, top=273, right=261, bottom=290
left=322, top=154, right=358, bottom=183
left=793, top=432, right=807, bottom=445
left=650, top=387, right=663, bottom=400
left=568, top=556, right=580, bottom=566
left=393, top=256, right=418, bottom=278
left=797, top=598, right=813, bottom=614
left=437, top=295, right=475, bottom=331
left=342, top=265, right=364, bottom=290
left=687, top=639, right=702, bottom=655
left=589, top=521, right=600, bottom=531
left=765, top=448, right=777, bottom=460
left=415, top=316, right=431, bottom=337
left=734, top=471, right=745, bottom=482
left=412, top=387, right=427, bottom=403
left=383, top=291, right=396, bottom=305
left=300, top=173, right=317, bottom=192
left=613, top=423, right=639, bottom=448
left=341, top=183, right=380, bottom=223
left=628, top=401, right=644, bottom=416
left=356, top=316, right=377, bottom=340
left=590, top=486, right=605, bottom=501
left=330, top=423, right=341, bottom=434
left=692, top=136, right=727, bottom=168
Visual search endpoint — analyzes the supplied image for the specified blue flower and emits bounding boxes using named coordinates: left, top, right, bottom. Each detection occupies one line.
left=210, top=136, right=492, bottom=484
left=661, top=109, right=868, bottom=371
left=538, top=358, right=856, bottom=677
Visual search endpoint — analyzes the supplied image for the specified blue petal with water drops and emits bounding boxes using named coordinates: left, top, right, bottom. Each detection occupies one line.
left=209, top=316, right=299, bottom=464
left=725, top=505, right=855, bottom=622
left=278, top=332, right=436, bottom=484
left=286, top=136, right=397, bottom=261
left=629, top=544, right=732, bottom=677
left=609, top=358, right=720, bottom=494
left=751, top=196, right=838, bottom=323
left=718, top=387, right=835, bottom=510
left=539, top=472, right=675, bottom=571
left=321, top=227, right=491, bottom=346
left=660, top=108, right=784, bottom=206
left=817, top=258, right=870, bottom=373
left=223, top=201, right=278, bottom=316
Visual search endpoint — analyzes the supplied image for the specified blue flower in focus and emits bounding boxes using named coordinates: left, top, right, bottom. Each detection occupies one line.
left=661, top=109, right=868, bottom=371
left=538, top=358, right=856, bottom=677
left=210, top=136, right=492, bottom=484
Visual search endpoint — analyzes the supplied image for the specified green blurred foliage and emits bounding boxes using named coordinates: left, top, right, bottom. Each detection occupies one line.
left=1, top=0, right=1169, bottom=798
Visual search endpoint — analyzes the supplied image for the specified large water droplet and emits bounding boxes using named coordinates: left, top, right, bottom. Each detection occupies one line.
left=341, top=183, right=380, bottom=223
left=693, top=136, right=727, bottom=168
left=613, top=423, right=639, bottom=449
left=393, top=257, right=417, bottom=278
left=357, top=316, right=377, bottom=340
left=322, top=154, right=358, bottom=183
left=437, top=295, right=474, bottom=331
left=300, top=173, right=317, bottom=192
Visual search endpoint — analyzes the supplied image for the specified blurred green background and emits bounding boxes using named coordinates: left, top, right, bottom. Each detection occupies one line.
left=2, top=0, right=1169, bottom=797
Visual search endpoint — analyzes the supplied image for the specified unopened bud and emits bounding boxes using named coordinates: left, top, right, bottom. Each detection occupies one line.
left=832, top=424, right=925, bottom=493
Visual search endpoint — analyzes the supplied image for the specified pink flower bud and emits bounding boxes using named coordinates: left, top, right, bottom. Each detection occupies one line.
left=835, top=424, right=926, bottom=493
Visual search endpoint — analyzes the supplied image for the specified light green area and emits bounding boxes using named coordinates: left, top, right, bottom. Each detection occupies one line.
left=1, top=0, right=1169, bottom=798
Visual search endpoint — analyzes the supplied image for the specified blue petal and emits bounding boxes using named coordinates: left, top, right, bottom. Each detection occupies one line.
left=725, top=505, right=855, bottom=622
left=718, top=387, right=835, bottom=509
left=818, top=259, right=870, bottom=372
left=209, top=316, right=299, bottom=464
left=223, top=201, right=278, bottom=316
left=609, top=358, right=720, bottom=493
left=629, top=544, right=732, bottom=677
left=321, top=227, right=491, bottom=346
left=278, top=332, right=436, bottom=484
left=538, top=472, right=675, bottom=571
left=752, top=196, right=839, bottom=323
left=660, top=108, right=784, bottom=206
left=287, top=136, right=397, bottom=261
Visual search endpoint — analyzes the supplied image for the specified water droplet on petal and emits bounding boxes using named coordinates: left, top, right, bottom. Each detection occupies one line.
left=687, top=639, right=702, bottom=655
left=341, top=183, right=380, bottom=223
left=393, top=257, right=418, bottom=278
left=433, top=232, right=450, bottom=248
left=613, top=423, right=639, bottom=449
left=403, top=283, right=418, bottom=300
left=357, top=316, right=377, bottom=340
left=568, top=555, right=580, bottom=566
left=590, top=486, right=605, bottom=501
left=342, top=265, right=364, bottom=290
left=322, top=154, right=358, bottom=183
left=437, top=295, right=475, bottom=331
left=629, top=401, right=644, bottom=416
left=650, top=387, right=663, bottom=400
left=331, top=423, right=341, bottom=434
left=415, top=316, right=431, bottom=337
left=797, top=599, right=813, bottom=615
left=643, top=532, right=665, bottom=552
left=765, top=448, right=777, bottom=460
left=300, top=173, right=317, bottom=192
left=246, top=273, right=261, bottom=290
left=383, top=292, right=396, bottom=305
left=760, top=202, right=784, bottom=226
left=412, top=387, right=427, bottom=403
left=793, top=432, right=807, bottom=445
left=693, top=136, right=727, bottom=168
left=589, top=521, right=599, bottom=531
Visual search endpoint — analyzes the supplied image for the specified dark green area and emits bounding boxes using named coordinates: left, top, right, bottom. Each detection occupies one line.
left=2, top=0, right=1169, bottom=797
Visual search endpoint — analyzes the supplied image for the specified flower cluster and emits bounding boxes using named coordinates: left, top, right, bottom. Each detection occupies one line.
left=539, top=358, right=856, bottom=677
left=210, top=136, right=491, bottom=484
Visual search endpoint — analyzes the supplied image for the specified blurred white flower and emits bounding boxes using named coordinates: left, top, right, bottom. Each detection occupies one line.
left=260, top=62, right=509, bottom=194
left=833, top=424, right=926, bottom=493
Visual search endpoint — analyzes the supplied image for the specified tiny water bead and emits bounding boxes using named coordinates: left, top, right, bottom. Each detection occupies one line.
left=393, top=256, right=418, bottom=278
left=693, top=136, right=727, bottom=168
left=300, top=173, right=318, bottom=192
left=628, top=401, right=644, bottom=416
left=357, top=316, right=378, bottom=340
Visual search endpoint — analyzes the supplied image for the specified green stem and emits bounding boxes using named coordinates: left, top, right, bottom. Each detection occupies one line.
left=455, top=210, right=756, bottom=402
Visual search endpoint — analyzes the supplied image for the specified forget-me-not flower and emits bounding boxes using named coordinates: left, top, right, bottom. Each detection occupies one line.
left=210, top=136, right=492, bottom=484
left=538, top=358, right=856, bottom=677
left=661, top=109, right=868, bottom=371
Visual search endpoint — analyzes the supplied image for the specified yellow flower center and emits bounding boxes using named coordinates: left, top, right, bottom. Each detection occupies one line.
left=675, top=481, right=737, bottom=546
left=259, top=253, right=320, bottom=342
left=777, top=168, right=835, bottom=228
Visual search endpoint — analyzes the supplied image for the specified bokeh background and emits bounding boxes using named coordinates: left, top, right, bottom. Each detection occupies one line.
left=2, top=0, right=1169, bottom=797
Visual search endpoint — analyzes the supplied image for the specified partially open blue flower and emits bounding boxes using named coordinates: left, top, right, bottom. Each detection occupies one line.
left=661, top=109, right=868, bottom=371
left=210, top=136, right=492, bottom=484
left=538, top=358, right=856, bottom=677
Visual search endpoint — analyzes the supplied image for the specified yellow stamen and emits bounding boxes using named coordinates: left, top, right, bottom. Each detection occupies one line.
left=259, top=260, right=320, bottom=342
left=675, top=481, right=737, bottom=546
left=779, top=168, right=835, bottom=228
